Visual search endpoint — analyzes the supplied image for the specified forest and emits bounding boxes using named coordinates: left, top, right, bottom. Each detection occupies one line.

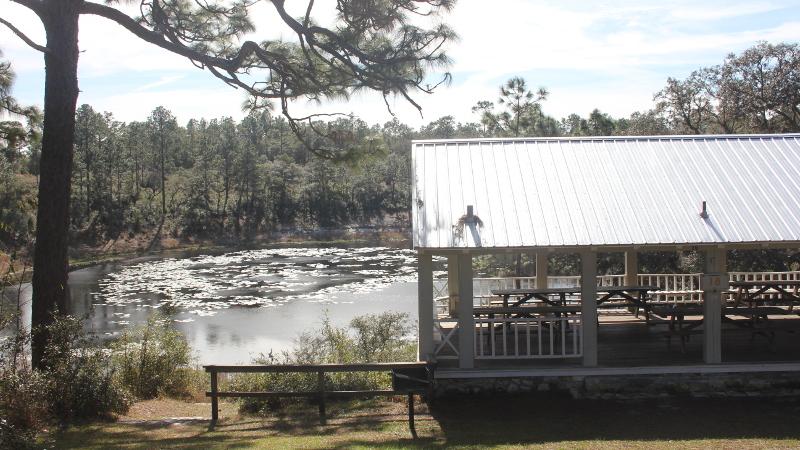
left=1, top=41, right=799, bottom=259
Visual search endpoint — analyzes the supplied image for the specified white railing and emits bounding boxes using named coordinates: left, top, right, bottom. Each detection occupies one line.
left=433, top=271, right=800, bottom=316
left=474, top=316, right=582, bottom=359
left=545, top=274, right=627, bottom=287
left=729, top=271, right=800, bottom=283
left=433, top=319, right=459, bottom=360
left=728, top=271, right=800, bottom=301
left=638, top=273, right=703, bottom=303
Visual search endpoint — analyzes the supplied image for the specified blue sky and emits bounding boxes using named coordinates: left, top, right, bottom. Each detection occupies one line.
left=1, top=0, right=799, bottom=127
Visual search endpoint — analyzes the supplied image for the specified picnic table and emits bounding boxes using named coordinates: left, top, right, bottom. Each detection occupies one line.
left=729, top=280, right=800, bottom=310
left=490, top=287, right=581, bottom=308
left=492, top=285, right=662, bottom=319
left=651, top=304, right=795, bottom=353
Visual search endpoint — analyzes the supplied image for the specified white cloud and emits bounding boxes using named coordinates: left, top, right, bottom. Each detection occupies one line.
left=134, top=75, right=185, bottom=92
left=668, top=2, right=784, bottom=21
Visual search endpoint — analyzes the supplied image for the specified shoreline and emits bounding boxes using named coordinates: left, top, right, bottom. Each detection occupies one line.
left=68, top=227, right=412, bottom=271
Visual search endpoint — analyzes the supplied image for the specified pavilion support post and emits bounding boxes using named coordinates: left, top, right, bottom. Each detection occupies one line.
left=457, top=253, right=474, bottom=369
left=447, top=255, right=459, bottom=318
left=703, top=248, right=727, bottom=364
left=580, top=250, right=598, bottom=367
left=417, top=252, right=434, bottom=362
left=536, top=252, right=548, bottom=289
left=624, top=249, right=638, bottom=287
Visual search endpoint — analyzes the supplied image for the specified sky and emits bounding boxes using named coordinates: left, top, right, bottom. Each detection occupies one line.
left=1, top=0, right=800, bottom=128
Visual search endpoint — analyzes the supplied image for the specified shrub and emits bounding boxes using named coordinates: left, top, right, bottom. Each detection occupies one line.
left=39, top=315, right=132, bottom=422
left=111, top=315, right=196, bottom=399
left=0, top=314, right=131, bottom=447
left=232, top=311, right=416, bottom=414
left=0, top=417, right=38, bottom=450
left=0, top=257, right=42, bottom=448
left=0, top=369, right=45, bottom=449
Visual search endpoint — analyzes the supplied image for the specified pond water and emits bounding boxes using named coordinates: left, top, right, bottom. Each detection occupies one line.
left=3, top=245, right=420, bottom=364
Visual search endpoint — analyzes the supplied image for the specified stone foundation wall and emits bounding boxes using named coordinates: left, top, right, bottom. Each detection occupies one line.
left=434, top=372, right=800, bottom=400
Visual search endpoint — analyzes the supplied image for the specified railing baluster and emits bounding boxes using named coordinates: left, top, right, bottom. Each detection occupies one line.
left=527, top=320, right=532, bottom=356
left=478, top=320, right=484, bottom=357
left=490, top=319, right=496, bottom=357
left=538, top=319, right=542, bottom=356
left=572, top=318, right=578, bottom=355
left=502, top=319, right=507, bottom=356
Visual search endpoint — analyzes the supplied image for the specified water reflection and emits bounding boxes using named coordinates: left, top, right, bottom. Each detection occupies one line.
left=2, top=246, right=419, bottom=364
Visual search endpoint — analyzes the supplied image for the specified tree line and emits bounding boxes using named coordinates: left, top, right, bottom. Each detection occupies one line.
left=1, top=41, right=798, bottom=255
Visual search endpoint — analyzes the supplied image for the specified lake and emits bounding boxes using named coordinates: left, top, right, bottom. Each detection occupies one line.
left=2, top=245, right=421, bottom=364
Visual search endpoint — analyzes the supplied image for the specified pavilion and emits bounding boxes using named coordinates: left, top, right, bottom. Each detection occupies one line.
left=412, top=133, right=800, bottom=377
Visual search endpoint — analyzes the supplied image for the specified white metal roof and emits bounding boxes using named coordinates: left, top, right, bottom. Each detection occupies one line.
left=411, top=134, right=800, bottom=250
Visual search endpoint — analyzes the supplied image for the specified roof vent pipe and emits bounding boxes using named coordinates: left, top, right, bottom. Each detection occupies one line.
left=700, top=201, right=709, bottom=219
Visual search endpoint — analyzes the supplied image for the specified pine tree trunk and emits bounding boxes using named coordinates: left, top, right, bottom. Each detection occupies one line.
left=31, top=0, right=82, bottom=369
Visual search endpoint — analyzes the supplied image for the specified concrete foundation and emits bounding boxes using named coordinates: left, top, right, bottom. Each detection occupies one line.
left=434, top=370, right=800, bottom=400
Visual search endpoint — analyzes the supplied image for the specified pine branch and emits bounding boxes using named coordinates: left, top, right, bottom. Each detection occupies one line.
left=0, top=16, right=49, bottom=54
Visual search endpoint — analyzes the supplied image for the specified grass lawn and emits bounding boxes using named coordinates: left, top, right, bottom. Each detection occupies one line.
left=49, top=394, right=800, bottom=449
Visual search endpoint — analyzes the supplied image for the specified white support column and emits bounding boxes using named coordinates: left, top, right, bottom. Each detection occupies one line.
left=417, top=252, right=434, bottom=362
left=703, top=248, right=727, bottom=364
left=581, top=250, right=598, bottom=367
left=457, top=253, right=474, bottom=369
left=624, top=249, right=638, bottom=287
left=536, top=252, right=548, bottom=289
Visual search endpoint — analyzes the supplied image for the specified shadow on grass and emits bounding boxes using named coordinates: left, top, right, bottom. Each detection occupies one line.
left=323, top=393, right=800, bottom=449
left=417, top=393, right=800, bottom=448
left=53, top=394, right=800, bottom=448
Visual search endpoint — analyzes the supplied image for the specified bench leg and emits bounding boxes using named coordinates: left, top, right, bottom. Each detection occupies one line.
left=408, top=393, right=418, bottom=439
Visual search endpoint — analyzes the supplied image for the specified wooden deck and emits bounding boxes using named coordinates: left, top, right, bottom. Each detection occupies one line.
left=435, top=314, right=800, bottom=370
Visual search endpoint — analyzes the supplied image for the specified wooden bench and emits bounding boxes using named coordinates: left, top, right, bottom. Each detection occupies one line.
left=204, top=362, right=433, bottom=435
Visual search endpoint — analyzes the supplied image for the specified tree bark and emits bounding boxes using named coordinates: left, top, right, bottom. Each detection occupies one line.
left=31, top=0, right=82, bottom=369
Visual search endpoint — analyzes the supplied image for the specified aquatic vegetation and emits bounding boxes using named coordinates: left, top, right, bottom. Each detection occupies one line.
left=95, top=247, right=417, bottom=317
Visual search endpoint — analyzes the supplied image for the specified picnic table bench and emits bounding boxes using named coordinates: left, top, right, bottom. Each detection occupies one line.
left=473, top=305, right=580, bottom=317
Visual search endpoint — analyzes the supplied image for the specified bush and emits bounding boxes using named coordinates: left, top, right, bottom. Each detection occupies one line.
left=39, top=316, right=132, bottom=422
left=111, top=315, right=197, bottom=399
left=0, top=369, right=45, bottom=449
left=0, top=314, right=131, bottom=447
left=232, top=311, right=416, bottom=414
left=0, top=417, right=38, bottom=450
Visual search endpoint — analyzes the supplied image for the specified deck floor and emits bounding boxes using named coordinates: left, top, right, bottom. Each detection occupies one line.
left=435, top=313, right=800, bottom=369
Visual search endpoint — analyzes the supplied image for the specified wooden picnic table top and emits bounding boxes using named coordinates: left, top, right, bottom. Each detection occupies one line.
left=729, top=280, right=800, bottom=287
left=491, top=285, right=661, bottom=296
left=491, top=287, right=581, bottom=296
left=473, top=306, right=581, bottom=316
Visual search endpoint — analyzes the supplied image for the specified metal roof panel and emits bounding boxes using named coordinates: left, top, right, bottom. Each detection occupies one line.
left=411, top=134, right=800, bottom=249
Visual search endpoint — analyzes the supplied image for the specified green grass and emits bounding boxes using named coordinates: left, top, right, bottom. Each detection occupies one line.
left=47, top=394, right=800, bottom=449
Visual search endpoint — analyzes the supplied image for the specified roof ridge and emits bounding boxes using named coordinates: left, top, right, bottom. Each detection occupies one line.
left=412, top=133, right=800, bottom=145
